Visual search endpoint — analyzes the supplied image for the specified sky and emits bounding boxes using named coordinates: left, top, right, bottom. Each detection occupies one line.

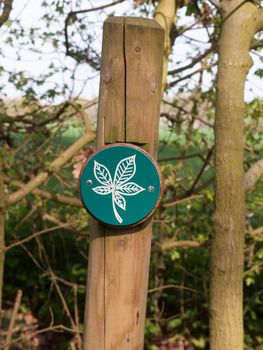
left=0, top=0, right=262, bottom=103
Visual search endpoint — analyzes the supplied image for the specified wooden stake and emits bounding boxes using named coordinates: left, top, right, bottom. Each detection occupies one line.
left=83, top=17, right=164, bottom=350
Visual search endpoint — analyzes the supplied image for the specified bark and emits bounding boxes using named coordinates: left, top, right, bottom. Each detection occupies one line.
left=154, top=0, right=176, bottom=92
left=210, top=3, right=263, bottom=350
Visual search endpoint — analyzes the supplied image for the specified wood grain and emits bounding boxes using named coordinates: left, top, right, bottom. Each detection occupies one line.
left=99, top=17, right=125, bottom=144
left=125, top=17, right=164, bottom=153
left=83, top=17, right=164, bottom=350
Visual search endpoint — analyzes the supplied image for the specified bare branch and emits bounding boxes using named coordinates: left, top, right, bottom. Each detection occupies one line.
left=162, top=194, right=204, bottom=208
left=245, top=159, right=263, bottom=191
left=5, top=224, right=71, bottom=252
left=158, top=152, right=203, bottom=162
left=168, top=62, right=217, bottom=88
left=7, top=131, right=94, bottom=205
left=162, top=98, right=214, bottom=127
left=66, top=0, right=124, bottom=18
left=247, top=225, right=263, bottom=239
left=252, top=226, right=263, bottom=236
left=154, top=0, right=177, bottom=92
left=161, top=110, right=213, bottom=127
left=0, top=0, right=13, bottom=27
left=251, top=39, right=263, bottom=50
left=49, top=270, right=77, bottom=331
left=168, top=44, right=216, bottom=75
left=207, top=0, right=222, bottom=10
left=47, top=272, right=85, bottom=289
left=48, top=268, right=82, bottom=349
left=148, top=284, right=200, bottom=294
left=4, top=325, right=78, bottom=348
left=6, top=177, right=82, bottom=207
left=187, top=147, right=214, bottom=194
left=153, top=239, right=208, bottom=252
left=4, top=290, right=22, bottom=350
left=64, top=1, right=124, bottom=66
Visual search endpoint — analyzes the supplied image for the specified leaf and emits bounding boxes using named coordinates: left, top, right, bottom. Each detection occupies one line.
left=255, top=69, right=263, bottom=78
left=114, top=192, right=126, bottom=211
left=114, top=155, right=136, bottom=186
left=186, top=3, right=199, bottom=16
left=117, top=182, right=145, bottom=196
left=92, top=186, right=112, bottom=195
left=94, top=160, right=112, bottom=186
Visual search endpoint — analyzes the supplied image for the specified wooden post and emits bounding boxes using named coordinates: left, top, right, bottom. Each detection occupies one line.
left=83, top=17, right=164, bottom=350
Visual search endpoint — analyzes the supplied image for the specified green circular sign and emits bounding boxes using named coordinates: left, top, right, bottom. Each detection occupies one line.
left=79, top=144, right=162, bottom=227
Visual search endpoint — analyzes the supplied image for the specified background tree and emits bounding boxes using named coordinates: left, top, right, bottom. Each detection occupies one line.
left=211, top=1, right=263, bottom=350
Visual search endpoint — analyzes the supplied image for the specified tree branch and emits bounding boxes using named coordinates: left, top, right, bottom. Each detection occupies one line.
left=162, top=194, right=204, bottom=208
left=254, top=8, right=263, bottom=33
left=155, top=239, right=207, bottom=252
left=154, top=0, right=177, bottom=92
left=7, top=131, right=94, bottom=205
left=187, top=147, right=214, bottom=194
left=64, top=0, right=124, bottom=66
left=148, top=284, right=200, bottom=294
left=207, top=0, right=222, bottom=10
left=168, top=62, right=217, bottom=88
left=2, top=101, right=70, bottom=127
left=161, top=111, right=213, bottom=127
left=252, top=226, right=263, bottom=236
left=4, top=325, right=78, bottom=348
left=251, top=39, right=263, bottom=50
left=158, top=152, right=203, bottom=162
left=5, top=224, right=71, bottom=252
left=5, top=175, right=82, bottom=206
left=0, top=0, right=13, bottom=27
left=4, top=290, right=22, bottom=350
left=162, top=176, right=214, bottom=208
left=244, top=159, right=263, bottom=191
left=168, top=44, right=216, bottom=75
left=162, top=99, right=214, bottom=127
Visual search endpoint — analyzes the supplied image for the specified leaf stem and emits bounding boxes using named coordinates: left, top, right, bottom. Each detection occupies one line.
left=112, top=192, right=123, bottom=224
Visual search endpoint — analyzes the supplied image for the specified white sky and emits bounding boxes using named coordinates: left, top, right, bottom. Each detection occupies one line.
left=0, top=0, right=262, bottom=103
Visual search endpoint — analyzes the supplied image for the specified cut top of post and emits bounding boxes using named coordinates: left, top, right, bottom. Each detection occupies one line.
left=105, top=16, right=164, bottom=29
left=97, top=16, right=165, bottom=155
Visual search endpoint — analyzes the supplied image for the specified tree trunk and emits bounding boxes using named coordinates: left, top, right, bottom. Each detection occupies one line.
left=210, top=3, right=263, bottom=350
left=154, top=0, right=176, bottom=92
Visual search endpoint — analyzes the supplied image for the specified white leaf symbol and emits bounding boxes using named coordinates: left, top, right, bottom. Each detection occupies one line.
left=94, top=160, right=112, bottom=186
left=89, top=155, right=145, bottom=224
left=114, top=155, right=136, bottom=186
left=117, top=182, right=145, bottom=196
left=92, top=186, right=112, bottom=195
left=114, top=192, right=126, bottom=210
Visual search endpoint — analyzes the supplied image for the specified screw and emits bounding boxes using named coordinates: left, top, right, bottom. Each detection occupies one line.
left=86, top=179, right=93, bottom=185
left=148, top=186, right=154, bottom=192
